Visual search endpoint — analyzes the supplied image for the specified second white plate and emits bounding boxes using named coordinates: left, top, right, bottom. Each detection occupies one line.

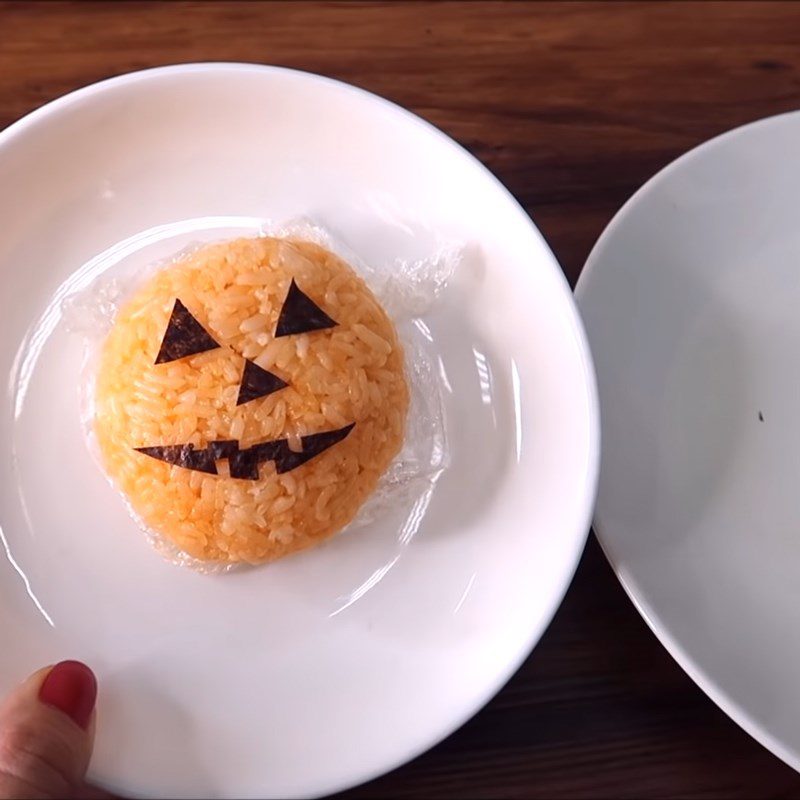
left=577, top=111, right=800, bottom=774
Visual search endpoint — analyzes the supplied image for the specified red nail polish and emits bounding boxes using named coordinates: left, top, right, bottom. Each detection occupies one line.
left=38, top=660, right=97, bottom=730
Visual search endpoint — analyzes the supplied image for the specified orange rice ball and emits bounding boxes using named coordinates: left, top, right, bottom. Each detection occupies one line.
left=94, top=237, right=408, bottom=565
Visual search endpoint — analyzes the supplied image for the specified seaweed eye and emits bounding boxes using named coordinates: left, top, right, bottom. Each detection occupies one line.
left=275, top=279, right=338, bottom=337
left=236, top=360, right=288, bottom=406
left=155, top=299, right=220, bottom=364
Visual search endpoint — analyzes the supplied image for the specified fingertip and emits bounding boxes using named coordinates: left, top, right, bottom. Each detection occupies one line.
left=38, top=661, right=97, bottom=730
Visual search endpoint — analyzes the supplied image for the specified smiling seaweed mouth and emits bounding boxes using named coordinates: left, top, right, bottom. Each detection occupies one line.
left=135, top=423, right=355, bottom=480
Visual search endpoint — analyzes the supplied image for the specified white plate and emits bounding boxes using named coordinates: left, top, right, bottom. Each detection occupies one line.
left=577, top=111, right=800, bottom=774
left=0, top=64, right=598, bottom=798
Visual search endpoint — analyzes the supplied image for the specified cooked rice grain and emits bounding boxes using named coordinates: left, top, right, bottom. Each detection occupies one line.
left=94, top=237, right=409, bottom=565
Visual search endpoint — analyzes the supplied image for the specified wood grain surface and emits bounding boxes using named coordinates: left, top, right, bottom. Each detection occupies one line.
left=3, top=2, right=800, bottom=797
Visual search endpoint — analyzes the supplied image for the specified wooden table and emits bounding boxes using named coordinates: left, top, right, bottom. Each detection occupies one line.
left=3, top=2, right=800, bottom=797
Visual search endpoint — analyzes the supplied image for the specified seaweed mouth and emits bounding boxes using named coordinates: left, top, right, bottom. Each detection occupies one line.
left=134, top=423, right=355, bottom=480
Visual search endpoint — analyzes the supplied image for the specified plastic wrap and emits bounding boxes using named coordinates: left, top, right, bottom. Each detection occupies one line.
left=62, top=218, right=459, bottom=572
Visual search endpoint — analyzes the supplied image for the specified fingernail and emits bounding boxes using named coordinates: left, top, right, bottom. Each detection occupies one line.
left=38, top=660, right=97, bottom=729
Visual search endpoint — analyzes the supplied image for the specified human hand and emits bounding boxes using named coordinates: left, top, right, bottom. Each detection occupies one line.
left=0, top=661, right=105, bottom=799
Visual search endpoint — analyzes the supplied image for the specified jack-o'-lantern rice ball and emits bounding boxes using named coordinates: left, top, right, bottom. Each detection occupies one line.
left=94, top=237, right=409, bottom=565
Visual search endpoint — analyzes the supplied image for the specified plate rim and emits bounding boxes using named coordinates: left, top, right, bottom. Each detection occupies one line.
left=575, top=109, right=800, bottom=775
left=1, top=62, right=602, bottom=797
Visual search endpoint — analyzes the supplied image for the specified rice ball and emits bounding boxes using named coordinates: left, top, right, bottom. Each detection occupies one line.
left=94, top=236, right=409, bottom=565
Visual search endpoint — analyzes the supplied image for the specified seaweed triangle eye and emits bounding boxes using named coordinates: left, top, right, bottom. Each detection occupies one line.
left=275, top=279, right=338, bottom=337
left=155, top=299, right=220, bottom=364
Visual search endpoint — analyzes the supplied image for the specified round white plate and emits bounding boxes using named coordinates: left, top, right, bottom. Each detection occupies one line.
left=577, top=111, right=800, bottom=774
left=0, top=64, right=598, bottom=798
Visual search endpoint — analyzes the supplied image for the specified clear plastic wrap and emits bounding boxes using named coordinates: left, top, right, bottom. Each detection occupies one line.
left=62, top=218, right=460, bottom=573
